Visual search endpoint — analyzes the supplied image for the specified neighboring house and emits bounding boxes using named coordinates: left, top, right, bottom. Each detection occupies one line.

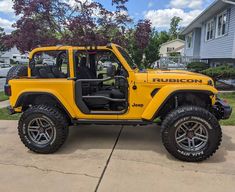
left=182, top=0, right=235, bottom=66
left=159, top=39, right=185, bottom=57
left=0, top=46, right=28, bottom=64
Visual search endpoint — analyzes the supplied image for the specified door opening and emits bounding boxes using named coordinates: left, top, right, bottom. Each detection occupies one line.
left=74, top=50, right=129, bottom=114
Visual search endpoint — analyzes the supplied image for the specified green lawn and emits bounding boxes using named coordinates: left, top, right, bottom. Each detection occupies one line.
left=0, top=91, right=20, bottom=120
left=0, top=108, right=21, bottom=120
left=0, top=91, right=8, bottom=102
left=219, top=92, right=235, bottom=126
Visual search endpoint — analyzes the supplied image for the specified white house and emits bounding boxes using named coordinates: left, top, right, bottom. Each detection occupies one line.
left=181, top=0, right=235, bottom=67
left=159, top=39, right=185, bottom=57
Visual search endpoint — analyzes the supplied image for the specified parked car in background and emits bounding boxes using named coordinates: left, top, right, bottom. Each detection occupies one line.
left=12, top=54, right=29, bottom=65
left=43, top=59, right=55, bottom=66
left=0, top=63, right=12, bottom=77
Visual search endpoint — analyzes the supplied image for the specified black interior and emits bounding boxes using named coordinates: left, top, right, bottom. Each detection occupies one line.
left=77, top=57, right=96, bottom=79
left=74, top=50, right=129, bottom=113
left=31, top=66, right=67, bottom=78
left=31, top=51, right=68, bottom=79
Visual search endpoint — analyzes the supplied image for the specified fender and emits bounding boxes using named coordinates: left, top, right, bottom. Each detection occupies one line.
left=141, top=85, right=218, bottom=121
left=13, top=90, right=77, bottom=119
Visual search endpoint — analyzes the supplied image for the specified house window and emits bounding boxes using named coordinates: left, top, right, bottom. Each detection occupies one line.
left=206, top=19, right=215, bottom=41
left=167, top=47, right=175, bottom=52
left=187, top=33, right=193, bottom=48
left=216, top=10, right=228, bottom=38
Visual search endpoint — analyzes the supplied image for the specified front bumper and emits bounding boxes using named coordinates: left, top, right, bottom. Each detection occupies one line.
left=213, top=98, right=233, bottom=120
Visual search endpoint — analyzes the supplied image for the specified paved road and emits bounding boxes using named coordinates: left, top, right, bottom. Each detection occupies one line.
left=0, top=121, right=234, bottom=192
left=0, top=78, right=5, bottom=91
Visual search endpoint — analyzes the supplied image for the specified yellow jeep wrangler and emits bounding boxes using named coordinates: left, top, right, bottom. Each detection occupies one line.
left=5, top=44, right=232, bottom=162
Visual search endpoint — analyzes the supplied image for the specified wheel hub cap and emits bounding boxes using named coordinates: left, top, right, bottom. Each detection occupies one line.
left=175, top=120, right=209, bottom=152
left=27, top=117, right=55, bottom=145
left=39, top=127, right=44, bottom=133
left=187, top=131, right=195, bottom=139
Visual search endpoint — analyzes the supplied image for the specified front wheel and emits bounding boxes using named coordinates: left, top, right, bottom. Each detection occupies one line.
left=18, top=105, right=69, bottom=154
left=161, top=106, right=222, bottom=162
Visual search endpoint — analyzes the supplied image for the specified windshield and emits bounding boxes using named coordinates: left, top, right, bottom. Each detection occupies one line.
left=117, top=47, right=137, bottom=70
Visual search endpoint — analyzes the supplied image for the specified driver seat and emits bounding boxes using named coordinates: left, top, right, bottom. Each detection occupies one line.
left=77, top=57, right=96, bottom=79
left=52, top=67, right=66, bottom=78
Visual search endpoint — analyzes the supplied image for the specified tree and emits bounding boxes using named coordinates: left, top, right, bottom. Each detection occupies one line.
left=0, top=27, right=7, bottom=53
left=169, top=16, right=182, bottom=40
left=158, top=31, right=170, bottom=45
left=4, top=0, right=132, bottom=53
left=127, top=20, right=152, bottom=68
left=144, top=30, right=160, bottom=68
left=187, top=62, right=210, bottom=72
left=134, top=20, right=152, bottom=50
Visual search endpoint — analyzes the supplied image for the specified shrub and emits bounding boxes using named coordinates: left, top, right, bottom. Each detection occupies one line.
left=202, top=65, right=235, bottom=80
left=187, top=62, right=210, bottom=72
left=169, top=52, right=180, bottom=57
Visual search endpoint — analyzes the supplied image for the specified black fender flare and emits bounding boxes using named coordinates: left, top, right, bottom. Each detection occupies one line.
left=149, top=90, right=215, bottom=121
left=15, top=92, right=73, bottom=120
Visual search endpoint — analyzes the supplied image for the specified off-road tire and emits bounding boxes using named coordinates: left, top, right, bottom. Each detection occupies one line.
left=161, top=106, right=222, bottom=162
left=18, top=105, right=69, bottom=154
left=6, top=65, right=28, bottom=84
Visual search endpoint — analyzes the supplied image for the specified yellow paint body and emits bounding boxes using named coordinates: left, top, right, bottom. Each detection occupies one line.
left=9, top=44, right=218, bottom=121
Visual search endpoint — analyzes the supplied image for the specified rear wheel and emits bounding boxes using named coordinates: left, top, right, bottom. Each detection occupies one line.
left=18, top=105, right=69, bottom=154
left=161, top=106, right=222, bottom=162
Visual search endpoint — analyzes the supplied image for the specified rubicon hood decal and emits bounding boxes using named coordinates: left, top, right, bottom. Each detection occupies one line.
left=152, top=78, right=203, bottom=83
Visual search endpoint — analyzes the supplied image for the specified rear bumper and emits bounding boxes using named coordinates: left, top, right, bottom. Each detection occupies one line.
left=213, top=98, right=232, bottom=120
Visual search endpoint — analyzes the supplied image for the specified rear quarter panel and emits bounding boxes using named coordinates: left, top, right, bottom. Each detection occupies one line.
left=9, top=79, right=77, bottom=118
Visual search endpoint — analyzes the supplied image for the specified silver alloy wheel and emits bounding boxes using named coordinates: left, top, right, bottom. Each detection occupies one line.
left=27, top=117, right=55, bottom=145
left=175, top=120, right=209, bottom=152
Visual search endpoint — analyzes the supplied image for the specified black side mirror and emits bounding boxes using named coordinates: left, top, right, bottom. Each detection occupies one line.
left=107, top=64, right=116, bottom=77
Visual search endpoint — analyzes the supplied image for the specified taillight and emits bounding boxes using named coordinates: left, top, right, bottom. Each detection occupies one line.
left=4, top=84, right=11, bottom=96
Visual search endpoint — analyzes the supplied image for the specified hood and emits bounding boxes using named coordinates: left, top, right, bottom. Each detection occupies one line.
left=146, top=69, right=213, bottom=85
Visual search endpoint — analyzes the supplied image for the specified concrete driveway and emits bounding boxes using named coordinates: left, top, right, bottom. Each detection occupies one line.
left=0, top=121, right=234, bottom=192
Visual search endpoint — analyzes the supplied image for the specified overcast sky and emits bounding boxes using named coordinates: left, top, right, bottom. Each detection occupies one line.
left=0, top=0, right=215, bottom=33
